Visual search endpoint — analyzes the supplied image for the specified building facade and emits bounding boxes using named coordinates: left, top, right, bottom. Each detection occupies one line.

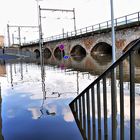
left=0, top=35, right=4, bottom=48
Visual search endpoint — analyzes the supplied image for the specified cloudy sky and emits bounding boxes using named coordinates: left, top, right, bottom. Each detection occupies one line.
left=0, top=0, right=140, bottom=44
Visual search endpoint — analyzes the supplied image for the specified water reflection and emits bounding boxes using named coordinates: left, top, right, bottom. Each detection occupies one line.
left=39, top=58, right=56, bottom=119
left=0, top=51, right=140, bottom=140
left=0, top=60, right=6, bottom=77
left=0, top=84, right=4, bottom=140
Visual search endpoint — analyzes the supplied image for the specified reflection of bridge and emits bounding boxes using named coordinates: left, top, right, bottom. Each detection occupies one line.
left=21, top=11, right=140, bottom=59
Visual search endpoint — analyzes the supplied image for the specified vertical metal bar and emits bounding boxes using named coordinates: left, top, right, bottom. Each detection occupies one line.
left=79, top=96, right=82, bottom=126
left=75, top=99, right=78, bottom=118
left=111, top=69, right=117, bottom=140
left=99, top=24, right=101, bottom=30
left=18, top=27, right=21, bottom=46
left=86, top=27, right=87, bottom=33
left=103, top=77, right=108, bottom=140
left=7, top=24, right=11, bottom=47
left=86, top=90, right=91, bottom=140
left=129, top=51, right=135, bottom=140
left=115, top=19, right=117, bottom=26
left=73, top=8, right=77, bottom=35
left=62, top=28, right=64, bottom=38
left=92, top=26, right=94, bottom=31
left=97, top=82, right=101, bottom=140
left=80, top=29, right=82, bottom=34
left=39, top=6, right=44, bottom=68
left=125, top=16, right=127, bottom=24
left=82, top=94, right=86, bottom=132
left=107, top=21, right=109, bottom=28
left=119, top=62, right=124, bottom=140
left=138, top=12, right=140, bottom=21
left=110, top=0, right=116, bottom=63
left=12, top=34, right=14, bottom=45
left=91, top=86, right=96, bottom=140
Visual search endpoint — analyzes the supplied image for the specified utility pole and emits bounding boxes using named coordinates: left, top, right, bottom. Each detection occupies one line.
left=7, top=24, right=10, bottom=47
left=18, top=27, right=21, bottom=46
left=38, top=5, right=44, bottom=66
left=8, top=25, right=38, bottom=46
left=110, top=0, right=116, bottom=63
left=110, top=1, right=117, bottom=140
left=38, top=6, right=76, bottom=65
left=73, top=8, right=77, bottom=35
left=12, top=34, right=14, bottom=45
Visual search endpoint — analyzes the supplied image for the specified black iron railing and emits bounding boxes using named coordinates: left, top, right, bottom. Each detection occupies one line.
left=69, top=38, right=140, bottom=140
left=23, top=11, right=140, bottom=46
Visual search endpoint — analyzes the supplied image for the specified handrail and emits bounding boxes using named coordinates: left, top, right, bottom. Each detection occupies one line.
left=69, top=38, right=140, bottom=140
left=22, top=11, right=140, bottom=46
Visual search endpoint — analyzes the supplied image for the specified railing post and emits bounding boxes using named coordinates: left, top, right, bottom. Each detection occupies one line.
left=86, top=27, right=87, bottom=33
left=91, top=86, right=96, bottom=140
left=92, top=26, right=94, bottom=31
left=82, top=94, right=86, bottom=132
left=129, top=51, right=135, bottom=140
left=99, top=24, right=101, bottom=30
left=103, top=77, right=108, bottom=140
left=125, top=16, right=127, bottom=24
left=111, top=69, right=117, bottom=140
left=80, top=29, right=82, bottom=34
left=119, top=61, right=124, bottom=140
left=86, top=90, right=91, bottom=140
left=115, top=19, right=117, bottom=26
left=107, top=21, right=109, bottom=28
left=138, top=12, right=140, bottom=21
left=97, top=82, right=101, bottom=140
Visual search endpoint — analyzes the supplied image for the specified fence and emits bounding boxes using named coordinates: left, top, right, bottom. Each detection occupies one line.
left=23, top=11, right=140, bottom=45
left=69, top=38, right=140, bottom=140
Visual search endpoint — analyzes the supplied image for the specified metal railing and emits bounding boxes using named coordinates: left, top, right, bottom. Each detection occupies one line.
left=69, top=38, right=140, bottom=140
left=22, top=11, right=140, bottom=46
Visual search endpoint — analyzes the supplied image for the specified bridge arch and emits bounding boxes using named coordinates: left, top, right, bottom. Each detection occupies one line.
left=123, top=39, right=140, bottom=54
left=91, top=42, right=112, bottom=56
left=53, top=47, right=65, bottom=60
left=34, top=49, right=40, bottom=58
left=70, top=45, right=86, bottom=57
left=44, top=48, right=52, bottom=59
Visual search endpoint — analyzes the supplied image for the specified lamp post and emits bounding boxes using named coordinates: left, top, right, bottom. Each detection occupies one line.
left=110, top=0, right=116, bottom=63
left=110, top=1, right=117, bottom=140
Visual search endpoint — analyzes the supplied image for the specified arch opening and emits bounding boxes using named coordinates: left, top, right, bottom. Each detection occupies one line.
left=70, top=45, right=86, bottom=58
left=34, top=49, right=40, bottom=58
left=138, top=48, right=140, bottom=54
left=44, top=48, right=52, bottom=59
left=123, top=39, right=140, bottom=55
left=54, top=47, right=65, bottom=60
left=123, top=39, right=138, bottom=53
left=91, top=42, right=112, bottom=56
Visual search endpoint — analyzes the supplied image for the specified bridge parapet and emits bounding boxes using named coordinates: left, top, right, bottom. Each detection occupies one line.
left=22, top=11, right=140, bottom=45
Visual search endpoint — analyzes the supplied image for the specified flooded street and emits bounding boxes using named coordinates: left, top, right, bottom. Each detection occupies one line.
left=0, top=53, right=140, bottom=140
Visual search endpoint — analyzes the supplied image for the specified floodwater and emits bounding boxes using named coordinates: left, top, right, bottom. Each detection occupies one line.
left=0, top=53, right=140, bottom=140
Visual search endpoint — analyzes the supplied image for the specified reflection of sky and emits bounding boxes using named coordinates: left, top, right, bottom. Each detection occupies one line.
left=1, top=61, right=140, bottom=140
left=1, top=62, right=88, bottom=140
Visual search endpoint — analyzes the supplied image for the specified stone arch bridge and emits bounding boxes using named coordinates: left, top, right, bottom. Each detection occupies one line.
left=21, top=12, right=140, bottom=59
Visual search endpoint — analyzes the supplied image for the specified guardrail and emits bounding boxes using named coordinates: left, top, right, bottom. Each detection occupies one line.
left=69, top=38, right=140, bottom=140
left=22, top=11, right=140, bottom=46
